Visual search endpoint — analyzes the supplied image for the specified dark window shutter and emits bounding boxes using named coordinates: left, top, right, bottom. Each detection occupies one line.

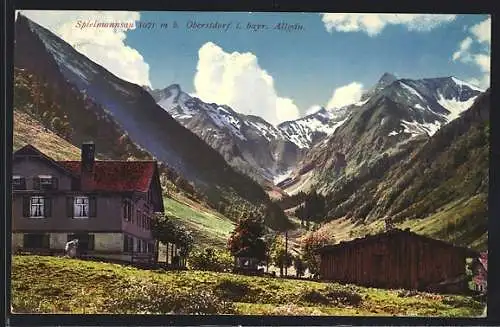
left=130, top=237, right=135, bottom=252
left=20, top=177, right=26, bottom=190
left=52, top=177, right=59, bottom=190
left=23, top=196, right=30, bottom=217
left=44, top=197, right=52, bottom=217
left=89, top=234, right=95, bottom=250
left=89, top=196, right=97, bottom=217
left=33, top=177, right=40, bottom=190
left=122, top=199, right=127, bottom=220
left=67, top=196, right=74, bottom=217
left=43, top=234, right=50, bottom=248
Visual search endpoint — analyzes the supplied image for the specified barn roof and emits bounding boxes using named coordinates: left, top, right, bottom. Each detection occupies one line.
left=315, top=228, right=479, bottom=257
left=58, top=160, right=157, bottom=192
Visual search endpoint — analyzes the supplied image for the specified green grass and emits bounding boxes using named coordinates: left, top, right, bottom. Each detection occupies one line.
left=164, top=197, right=235, bottom=248
left=399, top=194, right=488, bottom=251
left=11, top=255, right=484, bottom=316
left=322, top=194, right=487, bottom=252
left=13, top=111, right=82, bottom=160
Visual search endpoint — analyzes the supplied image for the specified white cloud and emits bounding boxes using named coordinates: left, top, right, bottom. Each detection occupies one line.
left=320, top=14, right=456, bottom=36
left=19, top=10, right=151, bottom=87
left=474, top=53, right=490, bottom=73
left=452, top=37, right=473, bottom=61
left=326, top=82, right=364, bottom=109
left=452, top=17, right=491, bottom=89
left=471, top=16, right=491, bottom=45
left=306, top=105, right=323, bottom=115
left=193, top=42, right=300, bottom=125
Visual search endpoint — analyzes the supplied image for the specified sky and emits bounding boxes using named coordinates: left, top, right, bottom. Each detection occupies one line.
left=18, top=11, right=491, bottom=125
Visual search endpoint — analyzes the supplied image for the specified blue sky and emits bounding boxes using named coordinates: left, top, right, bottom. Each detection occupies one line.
left=21, top=11, right=491, bottom=125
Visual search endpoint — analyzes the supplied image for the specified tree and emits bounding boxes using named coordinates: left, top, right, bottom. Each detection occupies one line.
left=293, top=255, right=306, bottom=278
left=227, top=215, right=267, bottom=265
left=151, top=214, right=181, bottom=265
left=187, top=247, right=234, bottom=272
left=300, top=229, right=334, bottom=277
left=269, top=234, right=293, bottom=277
left=174, top=225, right=194, bottom=267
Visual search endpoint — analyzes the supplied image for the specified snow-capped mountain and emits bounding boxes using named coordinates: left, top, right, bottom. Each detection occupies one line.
left=379, top=76, right=483, bottom=137
left=150, top=84, right=307, bottom=184
left=282, top=73, right=484, bottom=195
left=277, top=107, right=351, bottom=149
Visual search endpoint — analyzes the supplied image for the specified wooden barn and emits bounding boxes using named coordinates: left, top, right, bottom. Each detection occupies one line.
left=315, top=228, right=478, bottom=293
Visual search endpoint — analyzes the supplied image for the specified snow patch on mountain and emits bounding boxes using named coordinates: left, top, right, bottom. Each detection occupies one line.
left=273, top=169, right=293, bottom=185
left=399, top=81, right=426, bottom=102
left=278, top=107, right=352, bottom=149
left=451, top=77, right=484, bottom=92
left=355, top=98, right=370, bottom=106
left=437, top=93, right=478, bottom=122
left=401, top=120, right=441, bottom=137
left=248, top=120, right=279, bottom=141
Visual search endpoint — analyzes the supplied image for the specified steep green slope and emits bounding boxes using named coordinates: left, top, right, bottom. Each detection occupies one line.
left=324, top=90, right=489, bottom=250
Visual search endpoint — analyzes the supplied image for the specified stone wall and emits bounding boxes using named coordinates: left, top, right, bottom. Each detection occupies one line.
left=50, top=233, right=68, bottom=249
left=12, top=233, right=24, bottom=250
left=94, top=233, right=123, bottom=252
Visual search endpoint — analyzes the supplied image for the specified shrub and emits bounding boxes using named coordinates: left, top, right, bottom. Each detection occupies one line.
left=324, top=284, right=363, bottom=306
left=215, top=279, right=251, bottom=302
left=187, top=248, right=234, bottom=272
left=300, top=289, right=330, bottom=304
left=397, top=289, right=419, bottom=297
left=103, top=278, right=235, bottom=314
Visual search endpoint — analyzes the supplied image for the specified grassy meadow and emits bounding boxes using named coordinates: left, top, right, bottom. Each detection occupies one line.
left=11, top=255, right=484, bottom=316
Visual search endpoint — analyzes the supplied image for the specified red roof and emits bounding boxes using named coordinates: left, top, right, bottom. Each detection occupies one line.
left=58, top=161, right=156, bottom=192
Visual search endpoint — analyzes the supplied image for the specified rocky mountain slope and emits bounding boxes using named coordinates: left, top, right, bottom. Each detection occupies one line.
left=151, top=84, right=303, bottom=185
left=323, top=89, right=489, bottom=250
left=283, top=73, right=484, bottom=195
left=150, top=85, right=360, bottom=186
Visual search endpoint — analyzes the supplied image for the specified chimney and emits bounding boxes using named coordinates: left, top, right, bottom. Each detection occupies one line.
left=81, top=142, right=95, bottom=190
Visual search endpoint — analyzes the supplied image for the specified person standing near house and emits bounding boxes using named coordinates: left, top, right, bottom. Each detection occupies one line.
left=65, top=239, right=79, bottom=258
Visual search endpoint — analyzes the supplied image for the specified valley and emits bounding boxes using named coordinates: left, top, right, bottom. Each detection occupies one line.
left=12, top=13, right=489, bottom=258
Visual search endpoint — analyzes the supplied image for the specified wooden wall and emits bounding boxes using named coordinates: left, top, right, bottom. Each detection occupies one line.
left=319, top=232, right=466, bottom=290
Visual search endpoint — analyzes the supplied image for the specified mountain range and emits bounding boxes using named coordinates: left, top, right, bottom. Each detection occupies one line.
left=282, top=72, right=484, bottom=194
left=149, top=83, right=365, bottom=185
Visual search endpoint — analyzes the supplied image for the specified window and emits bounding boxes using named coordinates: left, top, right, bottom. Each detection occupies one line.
left=13, top=175, right=26, bottom=190
left=36, top=175, right=58, bottom=190
left=23, top=234, right=49, bottom=249
left=74, top=196, right=89, bottom=218
left=135, top=237, right=141, bottom=252
left=147, top=189, right=153, bottom=204
left=123, top=235, right=134, bottom=252
left=39, top=175, right=52, bottom=185
left=30, top=196, right=45, bottom=218
left=123, top=199, right=132, bottom=221
left=67, top=196, right=96, bottom=218
left=147, top=242, right=154, bottom=254
left=136, top=209, right=141, bottom=226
